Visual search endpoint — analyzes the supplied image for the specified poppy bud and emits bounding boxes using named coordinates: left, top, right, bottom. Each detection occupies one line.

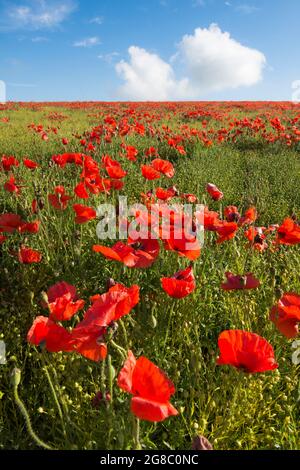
left=11, top=367, right=21, bottom=388
left=106, top=278, right=117, bottom=289
left=192, top=435, right=213, bottom=451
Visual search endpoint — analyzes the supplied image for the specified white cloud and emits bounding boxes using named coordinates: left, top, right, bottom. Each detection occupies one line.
left=89, top=16, right=103, bottom=25
left=2, top=0, right=76, bottom=30
left=236, top=4, right=259, bottom=14
left=98, top=52, right=120, bottom=64
left=116, top=24, right=266, bottom=100
left=31, top=35, right=49, bottom=42
left=177, top=24, right=266, bottom=93
left=73, top=36, right=101, bottom=47
left=116, top=46, right=190, bottom=100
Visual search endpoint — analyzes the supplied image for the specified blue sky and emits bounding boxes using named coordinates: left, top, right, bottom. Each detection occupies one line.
left=0, top=0, right=299, bottom=101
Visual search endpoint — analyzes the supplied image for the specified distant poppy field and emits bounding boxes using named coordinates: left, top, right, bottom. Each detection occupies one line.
left=0, top=101, right=299, bottom=450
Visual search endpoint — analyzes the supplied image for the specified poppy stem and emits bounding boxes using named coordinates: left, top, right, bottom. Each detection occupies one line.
left=119, top=319, right=129, bottom=349
left=133, top=417, right=141, bottom=450
left=41, top=355, right=68, bottom=442
left=109, top=339, right=127, bottom=359
left=11, top=368, right=55, bottom=450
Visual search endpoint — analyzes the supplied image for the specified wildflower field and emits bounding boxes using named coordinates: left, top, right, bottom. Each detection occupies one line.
left=0, top=101, right=299, bottom=450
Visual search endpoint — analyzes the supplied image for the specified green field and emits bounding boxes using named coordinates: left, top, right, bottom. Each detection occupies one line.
left=0, top=102, right=299, bottom=450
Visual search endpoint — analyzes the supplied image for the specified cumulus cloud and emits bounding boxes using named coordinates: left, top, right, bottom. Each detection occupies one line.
left=73, top=36, right=101, bottom=47
left=177, top=24, right=266, bottom=93
left=116, top=46, right=190, bottom=100
left=1, top=0, right=76, bottom=30
left=115, top=24, right=266, bottom=100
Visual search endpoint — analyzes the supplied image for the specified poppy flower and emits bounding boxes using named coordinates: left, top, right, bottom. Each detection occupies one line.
left=46, top=281, right=85, bottom=322
left=1, top=155, right=19, bottom=171
left=270, top=293, right=300, bottom=338
left=4, top=176, right=22, bottom=195
left=151, top=159, right=175, bottom=178
left=71, top=283, right=139, bottom=362
left=74, top=182, right=89, bottom=199
left=102, top=155, right=127, bottom=179
left=206, top=183, right=223, bottom=201
left=155, top=187, right=176, bottom=201
left=18, top=246, right=42, bottom=264
left=164, top=232, right=201, bottom=261
left=244, top=227, right=268, bottom=252
left=23, top=158, right=38, bottom=170
left=239, top=207, right=257, bottom=226
left=221, top=272, right=260, bottom=290
left=118, top=351, right=178, bottom=422
left=73, top=204, right=96, bottom=224
left=161, top=265, right=196, bottom=298
left=27, top=316, right=73, bottom=353
left=93, top=238, right=160, bottom=268
left=181, top=193, right=197, bottom=203
left=276, top=218, right=300, bottom=245
left=200, top=208, right=221, bottom=231
left=141, top=165, right=161, bottom=180
left=217, top=330, right=278, bottom=373
left=0, top=213, right=23, bottom=233
left=70, top=324, right=108, bottom=362
left=19, top=220, right=40, bottom=234
left=48, top=186, right=72, bottom=210
left=224, top=206, right=240, bottom=223
left=215, top=221, right=238, bottom=244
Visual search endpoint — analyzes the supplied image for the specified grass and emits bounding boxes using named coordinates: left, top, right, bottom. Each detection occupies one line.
left=0, top=102, right=299, bottom=450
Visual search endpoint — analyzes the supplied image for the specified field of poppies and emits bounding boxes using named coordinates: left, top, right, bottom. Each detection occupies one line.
left=0, top=101, right=299, bottom=450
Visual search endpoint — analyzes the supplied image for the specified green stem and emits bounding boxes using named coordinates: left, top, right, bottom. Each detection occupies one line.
left=133, top=417, right=141, bottom=450
left=12, top=368, right=55, bottom=450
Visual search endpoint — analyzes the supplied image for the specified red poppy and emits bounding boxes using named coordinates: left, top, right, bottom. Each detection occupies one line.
left=151, top=159, right=175, bottom=178
left=4, top=176, right=22, bottom=195
left=74, top=182, right=89, bottom=199
left=224, top=206, right=240, bottom=222
left=23, top=158, right=38, bottom=170
left=79, top=283, right=139, bottom=328
left=73, top=204, right=96, bottom=224
left=93, top=238, right=159, bottom=268
left=200, top=208, right=221, bottom=231
left=206, top=183, right=223, bottom=201
left=270, top=293, right=300, bottom=338
left=161, top=265, right=196, bottom=298
left=155, top=187, right=176, bottom=201
left=239, top=206, right=257, bottom=226
left=181, top=193, right=198, bottom=203
left=276, top=218, right=300, bottom=245
left=19, top=220, right=40, bottom=234
left=27, top=316, right=73, bottom=353
left=164, top=232, right=201, bottom=260
left=0, top=213, right=23, bottom=233
left=70, top=325, right=108, bottom=361
left=141, top=165, right=161, bottom=180
left=221, top=272, right=260, bottom=290
left=244, top=227, right=268, bottom=252
left=217, top=330, right=278, bottom=373
left=1, top=155, right=19, bottom=171
left=46, top=281, right=85, bottom=322
left=18, top=246, right=42, bottom=264
left=48, top=186, right=72, bottom=210
left=102, top=155, right=127, bottom=179
left=118, top=351, right=178, bottom=422
left=215, top=221, right=238, bottom=244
